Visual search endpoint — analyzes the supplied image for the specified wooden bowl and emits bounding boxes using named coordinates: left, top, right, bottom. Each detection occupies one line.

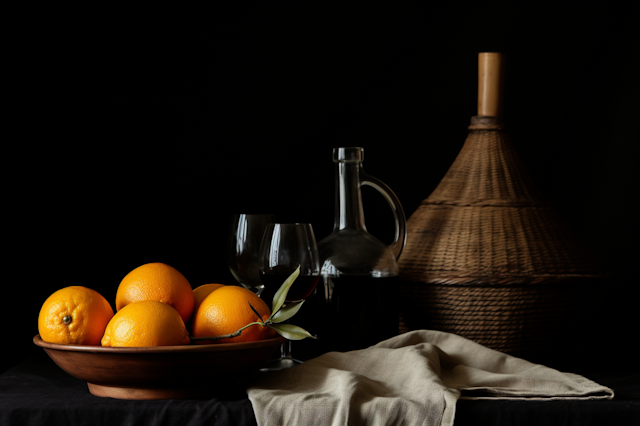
left=33, top=334, right=285, bottom=400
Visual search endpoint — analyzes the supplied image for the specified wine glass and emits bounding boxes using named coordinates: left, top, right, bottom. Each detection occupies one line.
left=258, top=223, right=321, bottom=370
left=226, top=213, right=276, bottom=295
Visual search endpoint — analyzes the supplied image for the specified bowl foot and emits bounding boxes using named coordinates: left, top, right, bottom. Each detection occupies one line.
left=87, top=383, right=218, bottom=400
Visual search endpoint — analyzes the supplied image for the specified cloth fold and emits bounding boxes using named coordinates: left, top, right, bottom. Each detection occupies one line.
left=247, top=330, right=613, bottom=426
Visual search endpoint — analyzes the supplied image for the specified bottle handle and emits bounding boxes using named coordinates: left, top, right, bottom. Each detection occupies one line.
left=360, top=173, right=407, bottom=260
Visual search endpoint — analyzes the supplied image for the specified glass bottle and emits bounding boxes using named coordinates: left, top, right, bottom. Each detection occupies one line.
left=317, top=147, right=406, bottom=352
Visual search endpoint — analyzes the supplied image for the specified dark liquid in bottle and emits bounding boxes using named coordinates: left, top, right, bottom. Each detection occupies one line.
left=319, top=275, right=399, bottom=353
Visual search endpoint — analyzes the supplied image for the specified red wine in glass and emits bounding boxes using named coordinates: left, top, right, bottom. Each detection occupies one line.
left=258, top=223, right=321, bottom=370
left=261, top=268, right=320, bottom=304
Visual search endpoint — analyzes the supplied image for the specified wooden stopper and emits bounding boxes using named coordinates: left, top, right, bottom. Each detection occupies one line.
left=477, top=52, right=505, bottom=117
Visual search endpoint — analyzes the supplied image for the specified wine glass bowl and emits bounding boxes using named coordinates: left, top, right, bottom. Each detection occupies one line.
left=258, top=223, right=321, bottom=369
left=258, top=223, right=321, bottom=306
left=226, top=214, right=275, bottom=295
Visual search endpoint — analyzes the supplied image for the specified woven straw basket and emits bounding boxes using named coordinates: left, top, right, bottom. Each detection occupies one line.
left=398, top=54, right=606, bottom=356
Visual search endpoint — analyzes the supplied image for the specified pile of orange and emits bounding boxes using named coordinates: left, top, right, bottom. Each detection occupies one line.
left=37, top=262, right=276, bottom=347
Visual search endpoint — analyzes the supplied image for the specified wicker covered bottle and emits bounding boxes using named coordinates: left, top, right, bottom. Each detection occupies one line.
left=397, top=53, right=606, bottom=356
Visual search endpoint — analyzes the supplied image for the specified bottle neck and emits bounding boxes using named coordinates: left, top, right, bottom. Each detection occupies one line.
left=334, top=161, right=366, bottom=231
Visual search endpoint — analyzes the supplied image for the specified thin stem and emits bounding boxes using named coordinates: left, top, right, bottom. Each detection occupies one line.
left=190, top=321, right=262, bottom=342
left=280, top=339, right=293, bottom=359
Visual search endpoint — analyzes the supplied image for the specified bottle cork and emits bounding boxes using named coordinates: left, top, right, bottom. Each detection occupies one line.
left=477, top=52, right=505, bottom=117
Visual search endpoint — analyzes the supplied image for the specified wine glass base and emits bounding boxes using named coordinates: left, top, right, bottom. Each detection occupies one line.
left=259, top=357, right=302, bottom=372
left=239, top=284, right=264, bottom=296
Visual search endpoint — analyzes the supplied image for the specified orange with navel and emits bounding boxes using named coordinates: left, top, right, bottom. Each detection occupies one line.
left=192, top=285, right=277, bottom=344
left=115, top=262, right=194, bottom=323
left=101, top=300, right=191, bottom=347
left=38, top=286, right=114, bottom=345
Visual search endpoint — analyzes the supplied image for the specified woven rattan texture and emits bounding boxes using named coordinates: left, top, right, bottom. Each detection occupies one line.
left=399, top=204, right=602, bottom=285
left=398, top=280, right=604, bottom=353
left=397, top=118, right=605, bottom=354
left=426, top=126, right=548, bottom=208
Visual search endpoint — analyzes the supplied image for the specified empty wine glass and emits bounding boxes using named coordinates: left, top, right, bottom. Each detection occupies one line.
left=258, top=223, right=320, bottom=370
left=226, top=214, right=276, bottom=295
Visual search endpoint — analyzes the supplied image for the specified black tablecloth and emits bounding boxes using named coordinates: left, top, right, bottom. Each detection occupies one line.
left=2, top=352, right=639, bottom=426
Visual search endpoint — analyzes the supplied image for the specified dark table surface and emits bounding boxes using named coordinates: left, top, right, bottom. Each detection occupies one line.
left=2, top=351, right=639, bottom=426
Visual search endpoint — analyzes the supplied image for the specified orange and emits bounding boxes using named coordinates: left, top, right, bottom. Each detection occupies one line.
left=192, top=285, right=277, bottom=344
left=193, top=283, right=226, bottom=314
left=101, top=300, right=191, bottom=347
left=115, top=262, right=194, bottom=323
left=38, top=286, right=114, bottom=346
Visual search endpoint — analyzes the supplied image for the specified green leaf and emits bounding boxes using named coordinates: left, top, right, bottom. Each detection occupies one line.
left=270, top=265, right=300, bottom=315
left=270, top=300, right=305, bottom=324
left=268, top=323, right=317, bottom=340
left=248, top=302, right=266, bottom=325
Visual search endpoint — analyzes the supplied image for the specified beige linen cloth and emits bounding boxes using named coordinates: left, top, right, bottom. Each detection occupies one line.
left=246, top=330, right=613, bottom=426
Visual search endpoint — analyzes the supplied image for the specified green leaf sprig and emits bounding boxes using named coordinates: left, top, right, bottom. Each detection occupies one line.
left=190, top=266, right=317, bottom=343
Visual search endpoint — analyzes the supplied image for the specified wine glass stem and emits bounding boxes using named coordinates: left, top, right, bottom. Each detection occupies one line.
left=280, top=318, right=293, bottom=359
left=281, top=340, right=293, bottom=360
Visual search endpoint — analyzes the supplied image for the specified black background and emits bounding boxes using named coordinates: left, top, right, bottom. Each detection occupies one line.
left=4, top=4, right=638, bottom=373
